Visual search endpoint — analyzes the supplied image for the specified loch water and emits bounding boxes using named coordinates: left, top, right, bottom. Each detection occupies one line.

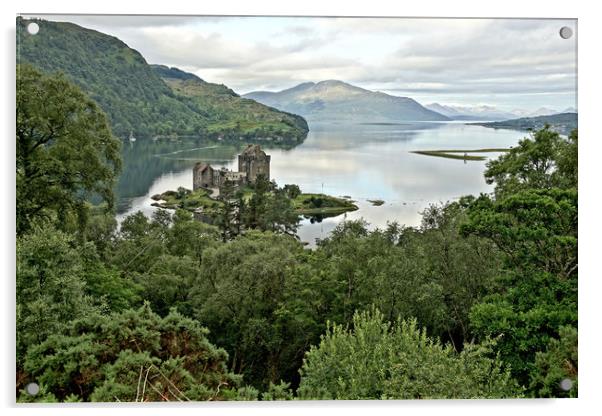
left=116, top=122, right=524, bottom=245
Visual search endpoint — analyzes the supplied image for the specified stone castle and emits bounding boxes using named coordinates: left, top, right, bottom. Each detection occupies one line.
left=193, top=144, right=271, bottom=190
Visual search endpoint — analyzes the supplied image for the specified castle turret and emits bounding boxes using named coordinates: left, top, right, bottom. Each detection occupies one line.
left=193, top=163, right=215, bottom=190
left=238, top=144, right=270, bottom=184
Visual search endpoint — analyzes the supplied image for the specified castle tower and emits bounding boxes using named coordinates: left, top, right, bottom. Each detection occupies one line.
left=238, top=144, right=270, bottom=184
left=193, top=163, right=216, bottom=190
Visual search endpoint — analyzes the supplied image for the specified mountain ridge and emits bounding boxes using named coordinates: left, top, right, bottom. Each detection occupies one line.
left=244, top=81, right=450, bottom=122
left=427, top=102, right=577, bottom=121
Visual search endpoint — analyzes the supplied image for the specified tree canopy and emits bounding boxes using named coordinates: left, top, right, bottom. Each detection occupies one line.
left=16, top=64, right=121, bottom=235
left=298, top=308, right=520, bottom=399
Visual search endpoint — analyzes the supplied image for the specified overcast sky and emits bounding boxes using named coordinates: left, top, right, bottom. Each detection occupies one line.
left=25, top=15, right=577, bottom=111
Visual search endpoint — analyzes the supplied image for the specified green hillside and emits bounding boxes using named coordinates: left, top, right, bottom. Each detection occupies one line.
left=16, top=17, right=308, bottom=142
left=152, top=65, right=309, bottom=141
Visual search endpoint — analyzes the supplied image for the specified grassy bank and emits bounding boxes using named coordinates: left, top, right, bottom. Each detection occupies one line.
left=151, top=188, right=359, bottom=217
left=151, top=188, right=222, bottom=213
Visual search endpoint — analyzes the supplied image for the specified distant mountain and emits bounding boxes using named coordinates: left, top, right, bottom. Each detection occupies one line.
left=17, top=17, right=308, bottom=142
left=472, top=112, right=577, bottom=136
left=426, top=103, right=517, bottom=121
left=528, top=107, right=561, bottom=117
left=244, top=81, right=450, bottom=122
left=426, top=103, right=577, bottom=121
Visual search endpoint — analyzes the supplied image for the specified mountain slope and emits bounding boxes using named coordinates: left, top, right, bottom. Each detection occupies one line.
left=244, top=81, right=450, bottom=122
left=152, top=65, right=309, bottom=141
left=17, top=17, right=308, bottom=142
left=472, top=113, right=577, bottom=136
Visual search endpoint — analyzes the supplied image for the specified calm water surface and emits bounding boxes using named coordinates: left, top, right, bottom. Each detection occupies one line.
left=115, top=122, right=524, bottom=245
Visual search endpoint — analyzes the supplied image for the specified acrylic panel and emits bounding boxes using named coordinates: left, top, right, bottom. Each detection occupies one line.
left=16, top=15, right=577, bottom=402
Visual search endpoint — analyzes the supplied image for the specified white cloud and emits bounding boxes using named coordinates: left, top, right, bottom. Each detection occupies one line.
left=25, top=15, right=577, bottom=111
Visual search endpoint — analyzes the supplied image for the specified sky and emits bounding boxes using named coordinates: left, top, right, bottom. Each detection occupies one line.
left=24, top=15, right=577, bottom=112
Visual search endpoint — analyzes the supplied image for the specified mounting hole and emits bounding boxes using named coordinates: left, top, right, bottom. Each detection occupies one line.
left=559, top=378, right=573, bottom=391
left=27, top=22, right=39, bottom=35
left=25, top=382, right=40, bottom=396
left=559, top=26, right=573, bottom=39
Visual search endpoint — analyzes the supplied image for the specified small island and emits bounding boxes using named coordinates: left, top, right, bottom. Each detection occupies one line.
left=152, top=188, right=357, bottom=217
left=411, top=148, right=510, bottom=161
left=151, top=144, right=358, bottom=223
left=367, top=199, right=385, bottom=206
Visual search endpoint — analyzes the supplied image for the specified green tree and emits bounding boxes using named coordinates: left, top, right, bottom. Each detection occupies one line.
left=463, top=189, right=577, bottom=387
left=529, top=325, right=577, bottom=398
left=110, top=210, right=170, bottom=274
left=16, top=64, right=121, bottom=234
left=166, top=209, right=220, bottom=264
left=484, top=126, right=575, bottom=198
left=556, top=129, right=578, bottom=189
left=216, top=179, right=239, bottom=241
left=16, top=223, right=102, bottom=365
left=417, top=200, right=502, bottom=347
left=191, top=231, right=307, bottom=388
left=262, top=187, right=299, bottom=236
left=298, top=308, right=520, bottom=399
left=133, top=254, right=198, bottom=317
left=238, top=177, right=299, bottom=236
left=21, top=304, right=248, bottom=402
left=283, top=184, right=301, bottom=199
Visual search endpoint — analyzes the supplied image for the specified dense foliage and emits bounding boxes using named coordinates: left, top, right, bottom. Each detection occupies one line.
left=15, top=62, right=578, bottom=400
left=20, top=304, right=251, bottom=402
left=298, top=308, right=520, bottom=399
left=17, top=18, right=308, bottom=141
left=16, top=64, right=121, bottom=235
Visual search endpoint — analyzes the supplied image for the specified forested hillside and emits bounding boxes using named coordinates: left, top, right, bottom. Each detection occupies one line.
left=16, top=17, right=308, bottom=142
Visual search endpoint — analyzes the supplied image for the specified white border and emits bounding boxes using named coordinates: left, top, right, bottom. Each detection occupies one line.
left=2, top=1, right=600, bottom=415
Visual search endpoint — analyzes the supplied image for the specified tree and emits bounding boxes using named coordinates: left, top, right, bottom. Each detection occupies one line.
left=216, top=179, right=239, bottom=241
left=313, top=213, right=500, bottom=348
left=484, top=126, right=575, bottom=198
left=237, top=177, right=299, bottom=237
left=16, top=223, right=102, bottom=366
left=529, top=325, right=578, bottom=398
left=283, top=184, right=301, bottom=199
left=191, top=231, right=307, bottom=388
left=262, top=188, right=299, bottom=236
left=556, top=129, right=578, bottom=189
left=298, top=308, right=520, bottom=399
left=20, top=304, right=249, bottom=402
left=417, top=200, right=502, bottom=347
left=133, top=254, right=198, bottom=317
left=463, top=189, right=577, bottom=387
left=110, top=210, right=170, bottom=274
left=16, top=64, right=121, bottom=234
left=166, top=209, right=220, bottom=264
